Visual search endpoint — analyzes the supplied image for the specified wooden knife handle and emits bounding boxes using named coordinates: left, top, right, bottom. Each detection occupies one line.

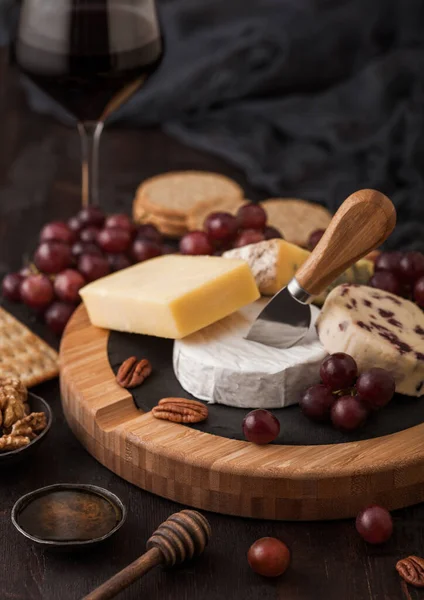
left=295, top=189, right=396, bottom=297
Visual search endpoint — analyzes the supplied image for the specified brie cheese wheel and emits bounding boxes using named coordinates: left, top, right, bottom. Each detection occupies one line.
left=173, top=300, right=327, bottom=408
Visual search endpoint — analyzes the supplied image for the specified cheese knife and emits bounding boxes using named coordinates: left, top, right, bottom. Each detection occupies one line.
left=246, top=189, right=396, bottom=349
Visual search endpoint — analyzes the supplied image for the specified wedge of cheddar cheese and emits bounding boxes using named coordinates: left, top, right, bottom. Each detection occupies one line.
left=223, top=239, right=374, bottom=303
left=80, top=255, right=260, bottom=339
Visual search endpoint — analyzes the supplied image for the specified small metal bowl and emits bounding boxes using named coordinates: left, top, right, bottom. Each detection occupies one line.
left=0, top=392, right=52, bottom=467
left=11, top=483, right=126, bottom=551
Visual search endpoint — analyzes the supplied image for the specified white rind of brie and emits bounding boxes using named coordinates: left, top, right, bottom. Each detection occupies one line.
left=173, top=300, right=327, bottom=409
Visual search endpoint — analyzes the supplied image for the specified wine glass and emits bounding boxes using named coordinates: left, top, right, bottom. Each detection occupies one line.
left=14, top=0, right=163, bottom=207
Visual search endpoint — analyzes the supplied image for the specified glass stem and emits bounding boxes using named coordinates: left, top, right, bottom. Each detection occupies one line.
left=78, top=121, right=104, bottom=207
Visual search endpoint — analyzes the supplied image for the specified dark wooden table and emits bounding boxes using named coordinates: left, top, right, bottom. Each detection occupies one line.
left=1, top=50, right=423, bottom=600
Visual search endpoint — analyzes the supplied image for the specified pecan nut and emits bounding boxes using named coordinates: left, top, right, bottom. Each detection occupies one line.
left=396, top=556, right=424, bottom=587
left=152, top=398, right=208, bottom=424
left=116, top=357, right=152, bottom=389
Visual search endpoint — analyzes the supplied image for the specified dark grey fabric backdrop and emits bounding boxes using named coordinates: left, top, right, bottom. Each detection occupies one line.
left=1, top=0, right=424, bottom=249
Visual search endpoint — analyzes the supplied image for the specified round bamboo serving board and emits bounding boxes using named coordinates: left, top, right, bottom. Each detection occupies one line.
left=60, top=305, right=424, bottom=521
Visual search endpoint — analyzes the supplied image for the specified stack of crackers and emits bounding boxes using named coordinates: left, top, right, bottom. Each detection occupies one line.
left=132, top=170, right=333, bottom=247
left=133, top=171, right=245, bottom=238
left=0, top=306, right=59, bottom=387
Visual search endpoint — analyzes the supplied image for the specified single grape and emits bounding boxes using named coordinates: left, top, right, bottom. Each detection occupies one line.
left=320, top=353, right=358, bottom=390
left=414, top=276, right=424, bottom=308
left=247, top=538, right=290, bottom=577
left=242, top=409, right=280, bottom=444
left=97, top=228, right=131, bottom=254
left=34, top=241, right=72, bottom=274
left=78, top=254, right=110, bottom=282
left=80, top=226, right=101, bottom=243
left=71, top=241, right=103, bottom=259
left=131, top=239, right=163, bottom=262
left=179, top=231, right=213, bottom=255
left=356, top=368, right=395, bottom=410
left=330, top=396, right=368, bottom=431
left=263, top=226, right=283, bottom=240
left=2, top=273, right=24, bottom=302
left=107, top=253, right=132, bottom=272
left=68, top=216, right=83, bottom=236
left=54, top=269, right=86, bottom=304
left=78, top=206, right=105, bottom=228
left=45, top=302, right=75, bottom=335
left=204, top=212, right=238, bottom=242
left=299, top=384, right=335, bottom=422
left=374, top=251, right=403, bottom=277
left=136, top=224, right=163, bottom=245
left=20, top=274, right=54, bottom=310
left=40, top=221, right=75, bottom=245
left=236, top=203, right=267, bottom=230
left=399, top=251, right=424, bottom=284
left=369, top=271, right=400, bottom=296
left=355, top=505, right=393, bottom=544
left=307, top=229, right=326, bottom=251
left=105, top=213, right=135, bottom=235
left=234, top=229, right=265, bottom=248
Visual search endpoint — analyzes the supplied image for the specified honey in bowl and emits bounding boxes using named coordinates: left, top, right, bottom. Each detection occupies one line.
left=14, top=486, right=124, bottom=544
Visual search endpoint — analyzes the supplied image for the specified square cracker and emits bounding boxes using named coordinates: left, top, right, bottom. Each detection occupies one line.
left=0, top=306, right=59, bottom=387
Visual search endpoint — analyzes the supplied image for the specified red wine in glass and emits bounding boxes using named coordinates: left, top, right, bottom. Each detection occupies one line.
left=14, top=0, right=163, bottom=206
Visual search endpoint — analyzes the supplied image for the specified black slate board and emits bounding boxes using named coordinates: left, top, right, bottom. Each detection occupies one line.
left=108, top=331, right=424, bottom=445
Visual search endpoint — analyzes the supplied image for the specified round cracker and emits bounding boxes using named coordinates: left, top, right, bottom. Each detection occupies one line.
left=261, top=198, right=332, bottom=247
left=134, top=171, right=243, bottom=219
left=139, top=213, right=188, bottom=238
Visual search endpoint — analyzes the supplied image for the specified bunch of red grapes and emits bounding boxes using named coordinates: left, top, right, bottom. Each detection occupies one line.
left=367, top=250, right=424, bottom=308
left=179, top=203, right=282, bottom=255
left=300, top=353, right=396, bottom=431
left=1, top=206, right=170, bottom=335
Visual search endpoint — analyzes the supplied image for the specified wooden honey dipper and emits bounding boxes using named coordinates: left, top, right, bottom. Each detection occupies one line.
left=83, top=509, right=211, bottom=600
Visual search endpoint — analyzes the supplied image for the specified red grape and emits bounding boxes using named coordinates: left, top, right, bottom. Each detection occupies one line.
left=242, top=409, right=280, bottom=444
left=78, top=254, right=110, bottom=282
left=247, top=538, right=290, bottom=577
left=131, top=239, right=163, bottom=262
left=307, top=229, right=326, bottom=251
left=204, top=212, right=238, bottom=242
left=356, top=368, right=395, bottom=410
left=68, top=216, right=83, bottom=236
left=136, top=224, right=163, bottom=245
left=105, top=213, right=135, bottom=235
left=40, top=221, right=75, bottom=245
left=34, top=241, right=72, bottom=274
left=97, top=228, right=131, bottom=253
left=356, top=505, right=393, bottom=544
left=234, top=229, right=265, bottom=248
left=179, top=231, right=213, bottom=255
left=71, top=241, right=102, bottom=259
left=369, top=271, right=400, bottom=296
left=299, top=384, right=335, bottom=422
left=330, top=396, right=368, bottom=431
left=320, top=353, right=358, bottom=390
left=399, top=251, right=424, bottom=284
left=2, top=273, right=24, bottom=302
left=54, top=269, right=86, bottom=304
left=45, top=302, right=75, bottom=335
left=414, top=276, right=424, bottom=308
left=107, top=253, right=132, bottom=272
left=80, top=226, right=101, bottom=243
left=374, top=251, right=403, bottom=277
left=20, top=274, right=54, bottom=310
left=236, top=203, right=267, bottom=230
left=78, top=206, right=105, bottom=228
left=263, top=226, right=283, bottom=240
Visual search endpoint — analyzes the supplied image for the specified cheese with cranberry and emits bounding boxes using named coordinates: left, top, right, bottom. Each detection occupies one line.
left=316, top=284, right=424, bottom=396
